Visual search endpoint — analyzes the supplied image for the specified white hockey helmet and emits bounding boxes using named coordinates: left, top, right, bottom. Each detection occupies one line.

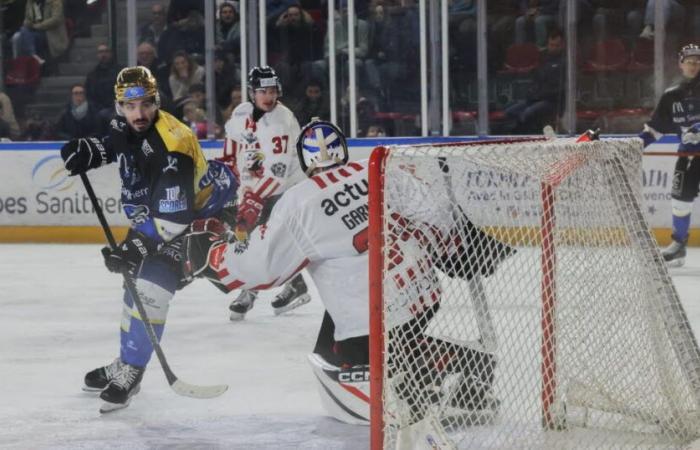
left=296, top=118, right=348, bottom=176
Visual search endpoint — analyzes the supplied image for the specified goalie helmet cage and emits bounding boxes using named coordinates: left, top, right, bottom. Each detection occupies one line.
left=367, top=137, right=700, bottom=450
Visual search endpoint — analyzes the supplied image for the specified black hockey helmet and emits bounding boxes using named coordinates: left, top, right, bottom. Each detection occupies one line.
left=679, top=43, right=700, bottom=62
left=247, top=65, right=282, bottom=99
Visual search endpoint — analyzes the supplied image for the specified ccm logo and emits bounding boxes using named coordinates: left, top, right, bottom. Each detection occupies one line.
left=339, top=370, right=370, bottom=383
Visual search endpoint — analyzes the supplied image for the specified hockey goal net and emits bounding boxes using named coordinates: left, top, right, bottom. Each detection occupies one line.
left=367, top=137, right=700, bottom=449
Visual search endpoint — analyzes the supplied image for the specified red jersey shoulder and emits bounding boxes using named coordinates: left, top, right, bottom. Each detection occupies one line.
left=309, top=161, right=366, bottom=190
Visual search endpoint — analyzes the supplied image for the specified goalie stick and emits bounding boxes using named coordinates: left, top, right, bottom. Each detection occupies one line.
left=79, top=173, right=228, bottom=400
left=437, top=158, right=498, bottom=354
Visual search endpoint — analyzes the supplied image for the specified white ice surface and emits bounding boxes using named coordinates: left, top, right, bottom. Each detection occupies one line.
left=1, top=244, right=700, bottom=450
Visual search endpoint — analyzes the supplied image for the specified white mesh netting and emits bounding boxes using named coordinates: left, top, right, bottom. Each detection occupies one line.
left=375, top=138, right=700, bottom=449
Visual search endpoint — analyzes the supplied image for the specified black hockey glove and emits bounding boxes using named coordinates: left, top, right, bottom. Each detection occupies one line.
left=60, top=137, right=108, bottom=176
left=101, top=233, right=153, bottom=275
left=181, top=218, right=233, bottom=281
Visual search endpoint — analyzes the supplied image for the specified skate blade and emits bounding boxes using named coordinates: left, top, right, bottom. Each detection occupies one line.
left=665, top=257, right=685, bottom=268
left=82, top=385, right=105, bottom=393
left=99, top=399, right=132, bottom=414
left=229, top=311, right=247, bottom=321
left=273, top=293, right=311, bottom=316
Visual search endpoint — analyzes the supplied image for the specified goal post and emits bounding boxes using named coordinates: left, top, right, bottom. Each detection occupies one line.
left=368, top=137, right=700, bottom=449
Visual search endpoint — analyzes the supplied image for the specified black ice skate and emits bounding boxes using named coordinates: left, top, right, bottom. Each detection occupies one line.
left=271, top=274, right=311, bottom=315
left=662, top=239, right=687, bottom=267
left=83, top=358, right=123, bottom=392
left=99, top=362, right=145, bottom=413
left=229, top=289, right=257, bottom=321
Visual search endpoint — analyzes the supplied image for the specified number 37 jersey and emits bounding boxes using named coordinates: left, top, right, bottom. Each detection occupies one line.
left=223, top=102, right=303, bottom=199
left=215, top=160, right=370, bottom=340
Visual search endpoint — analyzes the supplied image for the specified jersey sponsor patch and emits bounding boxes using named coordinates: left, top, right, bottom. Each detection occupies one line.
left=141, top=140, right=154, bottom=156
left=123, top=203, right=150, bottom=225
left=270, top=162, right=286, bottom=178
left=159, top=186, right=188, bottom=213
left=162, top=155, right=179, bottom=173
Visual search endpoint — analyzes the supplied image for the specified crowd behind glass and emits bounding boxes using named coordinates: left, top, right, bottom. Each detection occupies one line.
left=1, top=0, right=699, bottom=140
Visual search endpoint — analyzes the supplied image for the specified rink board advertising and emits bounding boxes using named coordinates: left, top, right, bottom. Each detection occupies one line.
left=0, top=137, right=690, bottom=243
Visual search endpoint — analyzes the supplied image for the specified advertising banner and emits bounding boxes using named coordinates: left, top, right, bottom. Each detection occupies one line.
left=0, top=138, right=687, bottom=240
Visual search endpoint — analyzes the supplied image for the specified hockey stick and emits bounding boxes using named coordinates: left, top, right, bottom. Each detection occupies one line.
left=79, top=173, right=228, bottom=399
left=437, top=158, right=498, bottom=354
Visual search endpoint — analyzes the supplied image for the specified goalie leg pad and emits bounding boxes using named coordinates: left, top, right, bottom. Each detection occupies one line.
left=307, top=353, right=370, bottom=425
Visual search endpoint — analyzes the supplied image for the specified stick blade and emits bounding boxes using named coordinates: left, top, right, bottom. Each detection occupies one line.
left=171, top=379, right=228, bottom=399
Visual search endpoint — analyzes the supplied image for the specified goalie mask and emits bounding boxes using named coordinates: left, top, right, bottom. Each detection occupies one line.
left=114, top=66, right=160, bottom=112
left=296, top=119, right=348, bottom=175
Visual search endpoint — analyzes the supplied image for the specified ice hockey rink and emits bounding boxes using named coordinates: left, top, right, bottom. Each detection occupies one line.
left=2, top=243, right=700, bottom=450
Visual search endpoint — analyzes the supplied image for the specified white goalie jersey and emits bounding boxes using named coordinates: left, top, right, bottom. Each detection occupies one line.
left=212, top=158, right=456, bottom=340
left=223, top=102, right=304, bottom=200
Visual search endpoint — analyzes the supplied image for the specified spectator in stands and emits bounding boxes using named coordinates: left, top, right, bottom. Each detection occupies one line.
left=365, top=123, right=387, bottom=137
left=55, top=83, right=100, bottom=140
left=214, top=50, right=237, bottom=110
left=20, top=111, right=53, bottom=141
left=85, top=44, right=120, bottom=112
left=12, top=0, right=69, bottom=64
left=0, top=91, right=21, bottom=140
left=365, top=1, right=420, bottom=107
left=166, top=0, right=204, bottom=25
left=585, top=1, right=645, bottom=42
left=504, top=27, right=566, bottom=134
left=312, top=2, right=369, bottom=93
left=270, top=3, right=323, bottom=99
left=181, top=101, right=208, bottom=139
left=168, top=50, right=205, bottom=103
left=136, top=41, right=170, bottom=96
left=293, top=78, right=330, bottom=125
left=215, top=2, right=240, bottom=55
left=514, top=0, right=559, bottom=49
left=158, top=3, right=205, bottom=64
left=180, top=83, right=223, bottom=125
left=450, top=1, right=517, bottom=72
left=139, top=3, right=168, bottom=46
left=266, top=0, right=299, bottom=23
left=221, top=85, right=242, bottom=123
left=639, top=0, right=684, bottom=40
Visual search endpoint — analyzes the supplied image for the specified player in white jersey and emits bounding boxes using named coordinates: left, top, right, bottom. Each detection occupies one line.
left=182, top=120, right=512, bottom=424
left=220, top=66, right=310, bottom=320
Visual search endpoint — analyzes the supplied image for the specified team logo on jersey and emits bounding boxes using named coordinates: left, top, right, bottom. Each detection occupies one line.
left=199, top=162, right=232, bottom=190
left=245, top=117, right=257, bottom=132
left=159, top=186, right=187, bottom=212
left=673, top=102, right=685, bottom=114
left=672, top=170, right=684, bottom=196
left=163, top=155, right=179, bottom=173
left=123, top=203, right=150, bottom=225
left=118, top=153, right=142, bottom=185
left=141, top=140, right=154, bottom=157
left=270, top=162, right=286, bottom=178
left=110, top=118, right=126, bottom=132
left=245, top=151, right=265, bottom=177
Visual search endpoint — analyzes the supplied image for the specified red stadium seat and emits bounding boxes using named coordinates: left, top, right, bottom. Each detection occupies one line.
left=627, top=37, right=654, bottom=72
left=583, top=39, right=628, bottom=72
left=500, top=43, right=541, bottom=74
left=4, top=56, right=41, bottom=87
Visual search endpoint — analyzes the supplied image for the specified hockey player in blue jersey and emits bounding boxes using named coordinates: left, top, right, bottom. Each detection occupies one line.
left=60, top=66, right=237, bottom=412
left=640, top=43, right=700, bottom=266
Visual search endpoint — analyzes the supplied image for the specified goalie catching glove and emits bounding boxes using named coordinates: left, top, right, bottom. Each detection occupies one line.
left=181, top=218, right=234, bottom=281
left=60, top=137, right=109, bottom=176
